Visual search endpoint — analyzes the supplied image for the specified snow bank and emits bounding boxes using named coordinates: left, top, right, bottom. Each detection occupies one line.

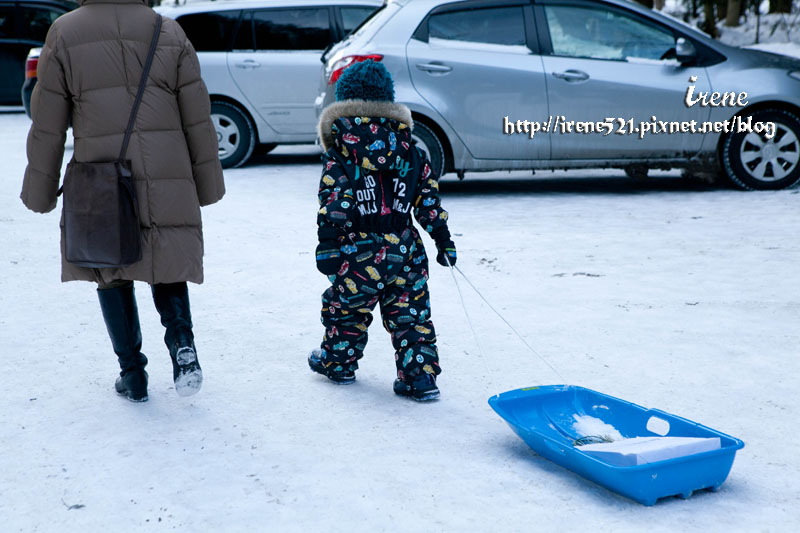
left=745, top=41, right=800, bottom=59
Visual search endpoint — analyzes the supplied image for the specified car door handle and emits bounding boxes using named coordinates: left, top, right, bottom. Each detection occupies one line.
left=416, top=62, right=452, bottom=74
left=235, top=60, right=261, bottom=69
left=552, top=69, right=589, bottom=82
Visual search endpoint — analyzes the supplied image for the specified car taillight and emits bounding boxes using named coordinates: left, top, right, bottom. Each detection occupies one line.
left=25, top=57, right=38, bottom=79
left=328, top=54, right=383, bottom=85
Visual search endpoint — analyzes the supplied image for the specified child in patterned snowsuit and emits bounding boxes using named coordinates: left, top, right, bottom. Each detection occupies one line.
left=308, top=60, right=456, bottom=401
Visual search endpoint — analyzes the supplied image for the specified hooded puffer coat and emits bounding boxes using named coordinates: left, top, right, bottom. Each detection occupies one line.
left=316, top=99, right=450, bottom=241
left=21, top=0, right=224, bottom=285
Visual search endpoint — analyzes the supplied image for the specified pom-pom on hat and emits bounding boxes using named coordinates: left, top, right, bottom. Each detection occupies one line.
left=335, top=59, right=395, bottom=103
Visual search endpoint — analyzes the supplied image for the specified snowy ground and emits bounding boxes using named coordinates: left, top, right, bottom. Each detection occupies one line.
left=1, top=111, right=799, bottom=531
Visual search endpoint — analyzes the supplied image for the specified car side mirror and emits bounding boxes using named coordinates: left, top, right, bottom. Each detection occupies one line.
left=675, top=37, right=696, bottom=64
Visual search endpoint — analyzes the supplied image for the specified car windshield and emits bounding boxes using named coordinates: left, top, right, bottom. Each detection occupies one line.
left=322, top=2, right=393, bottom=62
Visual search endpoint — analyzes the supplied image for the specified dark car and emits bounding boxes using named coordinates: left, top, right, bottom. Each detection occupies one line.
left=0, top=0, right=76, bottom=107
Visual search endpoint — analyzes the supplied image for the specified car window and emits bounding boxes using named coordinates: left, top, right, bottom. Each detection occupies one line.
left=347, top=3, right=390, bottom=41
left=340, top=6, right=376, bottom=34
left=428, top=6, right=527, bottom=48
left=544, top=5, right=675, bottom=61
left=0, top=6, right=15, bottom=39
left=252, top=8, right=332, bottom=51
left=18, top=7, right=61, bottom=42
left=176, top=11, right=240, bottom=52
left=232, top=11, right=254, bottom=50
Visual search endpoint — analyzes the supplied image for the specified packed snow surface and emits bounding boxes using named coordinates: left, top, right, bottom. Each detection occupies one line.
left=572, top=415, right=624, bottom=442
left=579, top=437, right=721, bottom=466
left=1, top=112, right=799, bottom=530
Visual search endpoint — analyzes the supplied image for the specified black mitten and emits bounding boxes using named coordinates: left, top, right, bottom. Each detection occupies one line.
left=315, top=240, right=342, bottom=275
left=435, top=239, right=457, bottom=267
left=431, top=227, right=456, bottom=267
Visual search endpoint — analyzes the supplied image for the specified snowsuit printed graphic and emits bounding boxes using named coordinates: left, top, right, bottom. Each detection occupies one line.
left=317, top=106, right=450, bottom=381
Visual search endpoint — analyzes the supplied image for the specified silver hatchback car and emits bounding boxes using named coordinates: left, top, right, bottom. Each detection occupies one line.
left=157, top=0, right=380, bottom=168
left=318, top=0, right=800, bottom=190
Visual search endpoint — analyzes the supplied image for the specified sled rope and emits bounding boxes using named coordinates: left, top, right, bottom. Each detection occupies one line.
left=451, top=263, right=565, bottom=382
left=444, top=256, right=500, bottom=396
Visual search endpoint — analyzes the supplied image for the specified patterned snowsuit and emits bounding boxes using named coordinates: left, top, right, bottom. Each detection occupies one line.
left=316, top=101, right=451, bottom=382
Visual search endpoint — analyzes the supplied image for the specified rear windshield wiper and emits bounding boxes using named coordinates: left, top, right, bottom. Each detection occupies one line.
left=321, top=42, right=336, bottom=63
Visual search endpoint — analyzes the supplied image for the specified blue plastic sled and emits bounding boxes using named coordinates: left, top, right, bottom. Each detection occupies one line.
left=489, top=385, right=744, bottom=506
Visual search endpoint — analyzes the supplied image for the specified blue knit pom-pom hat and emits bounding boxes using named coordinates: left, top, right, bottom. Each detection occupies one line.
left=335, top=59, right=395, bottom=103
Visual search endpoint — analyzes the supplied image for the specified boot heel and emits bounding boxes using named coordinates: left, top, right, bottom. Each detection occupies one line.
left=174, top=346, right=203, bottom=397
left=115, top=370, right=149, bottom=402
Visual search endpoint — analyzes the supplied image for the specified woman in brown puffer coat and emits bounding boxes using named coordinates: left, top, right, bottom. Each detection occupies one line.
left=21, top=0, right=225, bottom=403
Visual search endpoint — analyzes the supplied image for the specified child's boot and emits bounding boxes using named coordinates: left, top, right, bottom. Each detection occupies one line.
left=393, top=372, right=440, bottom=402
left=308, top=349, right=356, bottom=384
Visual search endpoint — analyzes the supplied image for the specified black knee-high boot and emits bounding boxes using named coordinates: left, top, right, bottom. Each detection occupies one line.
left=151, top=282, right=203, bottom=396
left=97, top=282, right=149, bottom=402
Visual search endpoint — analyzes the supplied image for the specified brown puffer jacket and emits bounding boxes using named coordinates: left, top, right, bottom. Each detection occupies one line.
left=21, top=0, right=225, bottom=285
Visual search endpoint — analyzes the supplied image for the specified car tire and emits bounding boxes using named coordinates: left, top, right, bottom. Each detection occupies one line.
left=412, top=121, right=446, bottom=178
left=624, top=165, right=648, bottom=180
left=210, top=102, right=255, bottom=169
left=254, top=143, right=278, bottom=156
left=722, top=108, right=800, bottom=190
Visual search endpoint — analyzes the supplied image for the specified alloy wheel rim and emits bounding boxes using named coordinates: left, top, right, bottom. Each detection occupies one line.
left=212, top=114, right=241, bottom=158
left=739, top=122, right=799, bottom=182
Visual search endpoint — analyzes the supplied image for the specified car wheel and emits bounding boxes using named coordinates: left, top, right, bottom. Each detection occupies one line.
left=254, top=143, right=278, bottom=156
left=624, top=165, right=648, bottom=180
left=211, top=102, right=255, bottom=169
left=722, top=108, right=800, bottom=190
left=412, top=122, right=446, bottom=178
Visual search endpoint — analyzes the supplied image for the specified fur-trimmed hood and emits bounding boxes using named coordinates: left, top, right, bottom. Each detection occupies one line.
left=318, top=100, right=414, bottom=152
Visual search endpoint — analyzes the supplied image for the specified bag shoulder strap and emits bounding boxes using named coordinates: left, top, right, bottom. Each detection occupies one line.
left=119, top=14, right=162, bottom=162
